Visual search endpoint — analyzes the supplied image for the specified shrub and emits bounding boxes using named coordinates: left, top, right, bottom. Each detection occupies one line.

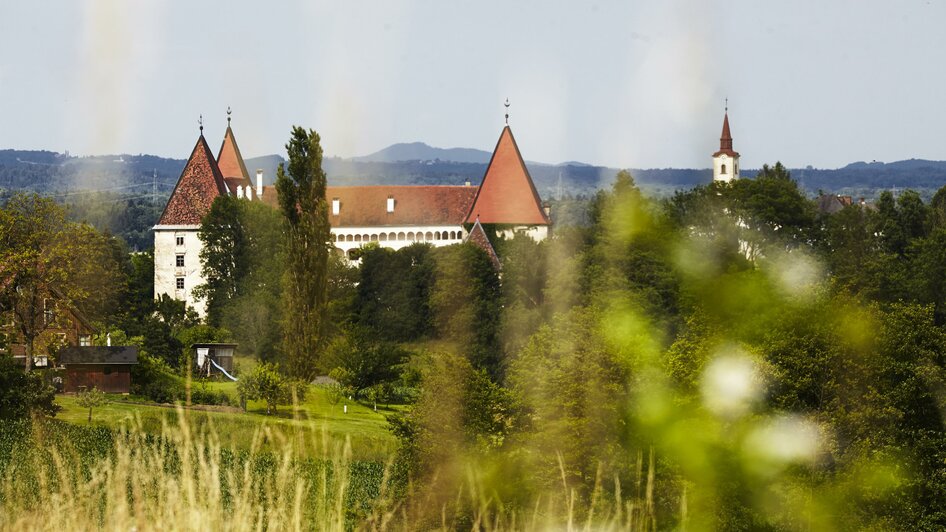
left=0, top=356, right=59, bottom=419
left=237, top=363, right=306, bottom=415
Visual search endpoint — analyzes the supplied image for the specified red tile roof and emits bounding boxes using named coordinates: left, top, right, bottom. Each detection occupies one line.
left=465, top=219, right=501, bottom=270
left=326, top=186, right=477, bottom=227
left=465, top=126, right=549, bottom=225
left=713, top=112, right=740, bottom=158
left=217, top=126, right=251, bottom=188
left=157, top=135, right=228, bottom=226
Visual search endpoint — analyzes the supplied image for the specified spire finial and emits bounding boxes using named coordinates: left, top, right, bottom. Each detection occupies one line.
left=504, top=98, right=510, bottom=125
left=198, top=114, right=203, bottom=134
left=725, top=97, right=728, bottom=113
left=227, top=106, right=232, bottom=126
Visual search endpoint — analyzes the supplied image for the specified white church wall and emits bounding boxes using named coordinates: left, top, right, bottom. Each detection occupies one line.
left=713, top=154, right=739, bottom=183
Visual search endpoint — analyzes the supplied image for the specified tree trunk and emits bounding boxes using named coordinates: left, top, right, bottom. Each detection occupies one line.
left=88, top=407, right=92, bottom=423
left=24, top=336, right=33, bottom=373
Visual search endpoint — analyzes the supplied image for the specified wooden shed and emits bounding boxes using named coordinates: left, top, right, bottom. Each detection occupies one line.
left=192, top=343, right=237, bottom=378
left=58, top=346, right=138, bottom=394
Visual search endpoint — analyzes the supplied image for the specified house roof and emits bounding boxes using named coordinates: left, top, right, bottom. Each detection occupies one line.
left=465, top=126, right=549, bottom=225
left=465, top=219, right=501, bottom=270
left=217, top=126, right=251, bottom=189
left=713, top=112, right=740, bottom=158
left=325, top=185, right=478, bottom=227
left=58, top=346, right=138, bottom=365
left=157, top=135, right=228, bottom=226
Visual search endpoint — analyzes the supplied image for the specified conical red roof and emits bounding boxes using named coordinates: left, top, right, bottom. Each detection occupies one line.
left=157, top=135, right=228, bottom=225
left=713, top=112, right=739, bottom=157
left=217, top=125, right=251, bottom=192
left=465, top=219, right=501, bottom=270
left=465, top=126, right=549, bottom=225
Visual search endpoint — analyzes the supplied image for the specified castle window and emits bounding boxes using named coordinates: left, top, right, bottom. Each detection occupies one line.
left=397, top=232, right=405, bottom=240
left=176, top=277, right=185, bottom=290
left=176, top=254, right=185, bottom=267
left=425, top=232, right=433, bottom=241
left=176, top=235, right=185, bottom=246
left=721, top=164, right=727, bottom=175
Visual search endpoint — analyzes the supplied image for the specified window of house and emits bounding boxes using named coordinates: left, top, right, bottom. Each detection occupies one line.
left=176, top=235, right=185, bottom=246
left=79, top=335, right=91, bottom=347
left=721, top=164, right=727, bottom=175
left=176, top=277, right=185, bottom=290
left=44, top=299, right=56, bottom=326
left=176, top=254, right=185, bottom=267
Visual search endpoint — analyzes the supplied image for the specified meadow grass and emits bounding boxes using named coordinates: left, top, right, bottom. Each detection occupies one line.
left=55, top=385, right=397, bottom=461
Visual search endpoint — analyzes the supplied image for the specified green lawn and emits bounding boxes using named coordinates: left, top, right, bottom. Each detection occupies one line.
left=56, top=385, right=399, bottom=460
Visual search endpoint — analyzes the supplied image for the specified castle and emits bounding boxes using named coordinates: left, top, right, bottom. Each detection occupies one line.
left=154, top=114, right=551, bottom=317
left=154, top=106, right=737, bottom=317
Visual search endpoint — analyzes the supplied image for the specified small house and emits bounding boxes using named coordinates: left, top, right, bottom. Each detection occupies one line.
left=58, top=346, right=138, bottom=394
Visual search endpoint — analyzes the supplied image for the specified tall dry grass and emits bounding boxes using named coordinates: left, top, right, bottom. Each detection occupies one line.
left=0, top=409, right=660, bottom=531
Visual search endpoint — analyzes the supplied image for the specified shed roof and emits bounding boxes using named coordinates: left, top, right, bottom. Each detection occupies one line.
left=58, top=346, right=138, bottom=365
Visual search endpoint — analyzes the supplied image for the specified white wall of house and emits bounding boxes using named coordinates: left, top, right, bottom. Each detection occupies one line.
left=154, top=225, right=208, bottom=317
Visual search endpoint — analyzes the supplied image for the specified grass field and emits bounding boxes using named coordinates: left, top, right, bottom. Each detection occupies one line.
left=55, top=383, right=399, bottom=460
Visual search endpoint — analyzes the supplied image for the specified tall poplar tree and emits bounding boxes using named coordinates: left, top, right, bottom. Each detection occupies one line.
left=274, top=127, right=331, bottom=380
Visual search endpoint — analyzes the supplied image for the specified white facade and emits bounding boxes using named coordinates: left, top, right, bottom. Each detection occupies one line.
left=713, top=153, right=739, bottom=183
left=154, top=225, right=209, bottom=317
left=331, top=225, right=468, bottom=257
left=495, top=224, right=549, bottom=241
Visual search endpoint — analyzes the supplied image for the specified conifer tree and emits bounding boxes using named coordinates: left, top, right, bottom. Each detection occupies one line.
left=274, top=127, right=331, bottom=380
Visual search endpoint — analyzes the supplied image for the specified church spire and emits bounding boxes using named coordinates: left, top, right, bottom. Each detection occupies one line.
left=720, top=110, right=733, bottom=152
left=712, top=101, right=740, bottom=183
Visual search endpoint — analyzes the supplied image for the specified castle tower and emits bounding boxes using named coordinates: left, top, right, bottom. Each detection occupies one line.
left=153, top=125, right=228, bottom=318
left=712, top=105, right=740, bottom=183
left=465, top=123, right=550, bottom=240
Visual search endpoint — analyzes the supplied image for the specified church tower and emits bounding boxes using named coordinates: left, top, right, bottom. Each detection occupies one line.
left=712, top=104, right=740, bottom=183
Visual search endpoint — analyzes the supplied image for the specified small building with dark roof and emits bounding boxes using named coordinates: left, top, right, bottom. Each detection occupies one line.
left=58, top=346, right=138, bottom=394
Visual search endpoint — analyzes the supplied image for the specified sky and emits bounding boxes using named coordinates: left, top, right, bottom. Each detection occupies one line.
left=1, top=0, right=945, bottom=170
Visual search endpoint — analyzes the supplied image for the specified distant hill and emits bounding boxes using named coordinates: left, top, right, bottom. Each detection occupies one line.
left=353, top=142, right=492, bottom=164
left=4, top=143, right=946, bottom=202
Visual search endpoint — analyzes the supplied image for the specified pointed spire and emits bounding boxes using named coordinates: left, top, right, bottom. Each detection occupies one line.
left=720, top=107, right=733, bottom=151
left=713, top=101, right=738, bottom=158
left=466, top=125, right=549, bottom=225
left=217, top=109, right=251, bottom=185
left=157, top=134, right=227, bottom=225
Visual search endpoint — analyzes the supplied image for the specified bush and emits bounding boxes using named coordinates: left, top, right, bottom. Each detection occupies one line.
left=131, top=352, right=184, bottom=403
left=237, top=363, right=306, bottom=415
left=0, top=356, right=59, bottom=419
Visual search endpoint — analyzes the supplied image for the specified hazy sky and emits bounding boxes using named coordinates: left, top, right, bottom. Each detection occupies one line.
left=1, top=0, right=944, bottom=169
